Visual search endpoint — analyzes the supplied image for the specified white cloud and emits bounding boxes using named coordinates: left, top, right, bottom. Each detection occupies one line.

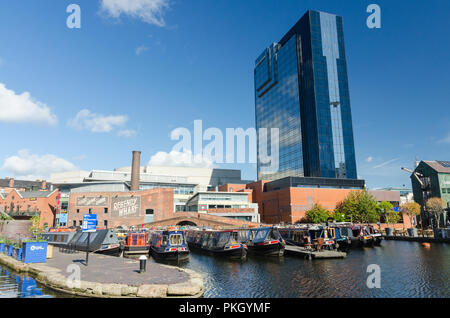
left=373, top=158, right=400, bottom=169
left=135, top=45, right=149, bottom=55
left=68, top=109, right=128, bottom=133
left=118, top=129, right=136, bottom=137
left=1, top=150, right=77, bottom=180
left=148, top=150, right=214, bottom=168
left=366, top=156, right=373, bottom=163
left=0, top=83, right=57, bottom=125
left=100, top=0, right=170, bottom=26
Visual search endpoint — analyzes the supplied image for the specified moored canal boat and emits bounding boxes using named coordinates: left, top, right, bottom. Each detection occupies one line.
left=351, top=225, right=374, bottom=247
left=185, top=229, right=247, bottom=260
left=67, top=229, right=122, bottom=256
left=123, top=232, right=150, bottom=255
left=149, top=229, right=189, bottom=262
left=239, top=227, right=285, bottom=257
left=330, top=225, right=352, bottom=250
left=366, top=225, right=383, bottom=246
left=42, top=228, right=77, bottom=248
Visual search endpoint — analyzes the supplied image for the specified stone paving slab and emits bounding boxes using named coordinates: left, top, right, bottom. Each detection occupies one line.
left=46, top=250, right=190, bottom=286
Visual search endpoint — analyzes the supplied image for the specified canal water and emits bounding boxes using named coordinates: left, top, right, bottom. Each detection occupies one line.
left=1, top=241, right=448, bottom=298
left=178, top=240, right=450, bottom=298
left=0, top=266, right=63, bottom=298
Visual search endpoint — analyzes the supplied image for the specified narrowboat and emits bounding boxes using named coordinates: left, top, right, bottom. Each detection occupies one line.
left=239, top=227, right=285, bottom=257
left=279, top=226, right=336, bottom=251
left=67, top=229, right=122, bottom=256
left=185, top=229, right=247, bottom=260
left=149, top=229, right=189, bottom=262
left=351, top=225, right=374, bottom=247
left=366, top=225, right=383, bottom=246
left=330, top=225, right=352, bottom=249
left=307, top=226, right=337, bottom=250
left=123, top=232, right=150, bottom=255
left=42, top=228, right=77, bottom=248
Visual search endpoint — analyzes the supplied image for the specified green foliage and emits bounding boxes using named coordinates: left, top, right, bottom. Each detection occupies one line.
left=332, top=211, right=347, bottom=222
left=304, top=204, right=332, bottom=223
left=386, top=211, right=401, bottom=224
left=377, top=201, right=393, bottom=215
left=29, top=215, right=44, bottom=240
left=335, top=190, right=380, bottom=223
left=0, top=211, right=13, bottom=222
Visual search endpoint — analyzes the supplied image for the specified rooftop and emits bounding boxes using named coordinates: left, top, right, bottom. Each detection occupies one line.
left=422, top=161, right=450, bottom=173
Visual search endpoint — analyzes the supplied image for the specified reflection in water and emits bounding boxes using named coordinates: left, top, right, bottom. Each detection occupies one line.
left=0, top=267, right=52, bottom=298
left=180, top=241, right=449, bottom=298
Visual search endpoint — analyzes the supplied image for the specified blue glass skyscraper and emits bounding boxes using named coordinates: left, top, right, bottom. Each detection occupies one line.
left=255, top=10, right=358, bottom=181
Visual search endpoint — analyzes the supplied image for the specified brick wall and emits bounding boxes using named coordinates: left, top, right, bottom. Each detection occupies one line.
left=68, top=188, right=174, bottom=228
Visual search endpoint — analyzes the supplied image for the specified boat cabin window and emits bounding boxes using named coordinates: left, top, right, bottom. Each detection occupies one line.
left=268, top=229, right=281, bottom=240
left=162, top=235, right=168, bottom=246
left=238, top=230, right=250, bottom=242
left=169, top=234, right=183, bottom=246
left=216, top=232, right=231, bottom=248
left=254, top=229, right=270, bottom=242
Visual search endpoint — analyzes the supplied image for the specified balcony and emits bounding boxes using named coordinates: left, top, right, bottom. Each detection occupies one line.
left=8, top=211, right=40, bottom=217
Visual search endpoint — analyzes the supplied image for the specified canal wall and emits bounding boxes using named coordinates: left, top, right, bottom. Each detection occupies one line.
left=0, top=220, right=32, bottom=240
left=0, top=252, right=204, bottom=298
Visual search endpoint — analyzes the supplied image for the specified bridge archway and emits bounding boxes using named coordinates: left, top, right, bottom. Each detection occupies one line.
left=176, top=220, right=198, bottom=227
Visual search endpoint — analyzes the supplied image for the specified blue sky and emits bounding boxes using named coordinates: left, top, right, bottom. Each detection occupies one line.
left=0, top=0, right=449, bottom=189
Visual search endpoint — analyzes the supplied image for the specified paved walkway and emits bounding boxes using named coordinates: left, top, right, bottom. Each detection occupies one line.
left=46, top=249, right=190, bottom=286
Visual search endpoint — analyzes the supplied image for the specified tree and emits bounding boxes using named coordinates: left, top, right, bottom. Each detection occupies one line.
left=377, top=201, right=393, bottom=223
left=29, top=215, right=44, bottom=240
left=425, top=197, right=446, bottom=228
left=304, top=204, right=332, bottom=223
left=401, top=202, right=421, bottom=228
left=332, top=210, right=346, bottom=222
left=385, top=211, right=401, bottom=224
left=335, top=190, right=379, bottom=223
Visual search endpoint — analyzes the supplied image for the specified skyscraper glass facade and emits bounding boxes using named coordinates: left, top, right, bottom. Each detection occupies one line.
left=255, top=10, right=357, bottom=181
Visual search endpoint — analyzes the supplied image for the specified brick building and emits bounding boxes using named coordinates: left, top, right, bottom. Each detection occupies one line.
left=219, top=177, right=407, bottom=225
left=0, top=188, right=59, bottom=228
left=0, top=177, right=52, bottom=193
left=67, top=188, right=174, bottom=229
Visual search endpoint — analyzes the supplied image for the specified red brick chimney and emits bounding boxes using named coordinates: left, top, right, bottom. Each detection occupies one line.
left=130, top=151, right=141, bottom=191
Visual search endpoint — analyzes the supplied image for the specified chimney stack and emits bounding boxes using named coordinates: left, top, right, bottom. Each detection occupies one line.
left=131, top=151, right=141, bottom=191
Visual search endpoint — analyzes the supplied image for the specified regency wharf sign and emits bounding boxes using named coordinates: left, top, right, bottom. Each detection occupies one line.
left=111, top=196, right=141, bottom=218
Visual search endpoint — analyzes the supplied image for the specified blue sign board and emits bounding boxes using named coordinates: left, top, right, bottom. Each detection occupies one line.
left=82, top=214, right=97, bottom=233
left=59, top=213, right=68, bottom=224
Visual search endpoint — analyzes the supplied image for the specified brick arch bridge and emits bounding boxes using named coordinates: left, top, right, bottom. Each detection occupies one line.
left=148, top=212, right=262, bottom=228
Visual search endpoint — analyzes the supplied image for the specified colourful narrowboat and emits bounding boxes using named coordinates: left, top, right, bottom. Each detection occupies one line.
left=149, top=229, right=189, bottom=262
left=123, top=232, right=150, bottom=255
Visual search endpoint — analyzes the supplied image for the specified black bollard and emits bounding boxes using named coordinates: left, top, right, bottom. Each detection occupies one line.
left=139, top=255, right=147, bottom=273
